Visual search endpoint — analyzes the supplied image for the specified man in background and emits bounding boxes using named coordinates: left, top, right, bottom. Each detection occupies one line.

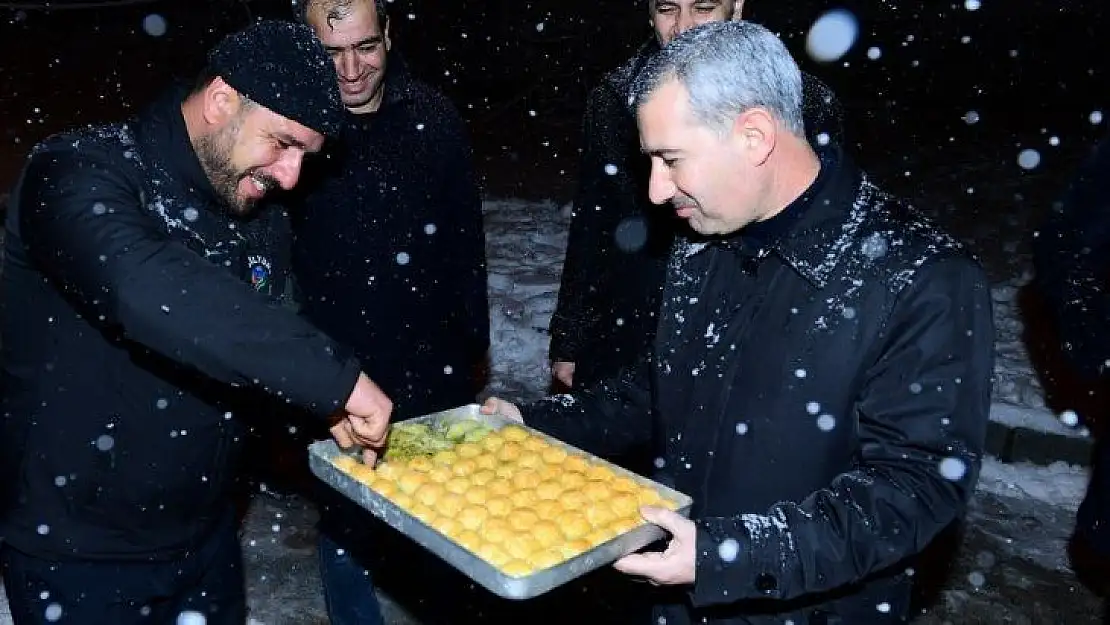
left=291, top=1, right=490, bottom=623
left=548, top=0, right=843, bottom=408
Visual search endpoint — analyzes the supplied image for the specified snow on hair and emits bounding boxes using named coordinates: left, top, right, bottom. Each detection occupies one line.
left=631, top=20, right=805, bottom=138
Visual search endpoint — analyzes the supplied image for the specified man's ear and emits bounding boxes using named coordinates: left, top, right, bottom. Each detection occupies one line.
left=731, top=107, right=776, bottom=166
left=202, top=76, right=241, bottom=126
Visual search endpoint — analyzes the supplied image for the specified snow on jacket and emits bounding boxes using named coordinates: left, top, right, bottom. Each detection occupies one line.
left=0, top=86, right=362, bottom=560
left=524, top=147, right=994, bottom=624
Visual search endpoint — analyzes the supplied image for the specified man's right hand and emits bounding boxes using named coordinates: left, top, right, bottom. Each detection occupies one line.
left=552, top=361, right=576, bottom=388
left=480, top=396, right=523, bottom=423
left=336, top=373, right=393, bottom=454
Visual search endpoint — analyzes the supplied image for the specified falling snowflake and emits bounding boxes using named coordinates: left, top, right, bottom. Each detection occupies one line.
left=968, top=571, right=986, bottom=587
left=964, top=0, right=981, bottom=10
left=1059, top=410, right=1080, bottom=427
left=794, top=368, right=807, bottom=379
left=653, top=457, right=667, bottom=469
left=1091, top=110, right=1104, bottom=125
left=142, top=14, right=167, bottom=37
left=443, top=365, right=454, bottom=375
left=156, top=398, right=169, bottom=409
left=96, top=434, right=115, bottom=451
left=396, top=252, right=411, bottom=265
left=806, top=401, right=821, bottom=415
left=1017, top=148, right=1041, bottom=170
left=45, top=604, right=63, bottom=622
left=963, top=111, right=980, bottom=124
left=717, top=538, right=740, bottom=562
left=424, top=223, right=437, bottom=235
left=816, top=132, right=830, bottom=146
left=183, top=207, right=199, bottom=221
left=37, top=523, right=49, bottom=535
left=735, top=422, right=749, bottom=435
left=806, top=9, right=859, bottom=62
left=177, top=612, right=207, bottom=625
left=860, top=233, right=888, bottom=260
left=938, top=457, right=967, bottom=481
left=816, top=414, right=836, bottom=431
left=876, top=602, right=891, bottom=613
left=604, top=164, right=619, bottom=175
left=866, top=46, right=882, bottom=60
left=92, top=202, right=107, bottom=215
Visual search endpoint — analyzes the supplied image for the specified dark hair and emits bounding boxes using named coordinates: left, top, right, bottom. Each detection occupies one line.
left=295, top=0, right=389, bottom=28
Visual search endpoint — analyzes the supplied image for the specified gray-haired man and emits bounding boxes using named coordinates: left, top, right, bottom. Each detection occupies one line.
left=486, top=20, right=993, bottom=625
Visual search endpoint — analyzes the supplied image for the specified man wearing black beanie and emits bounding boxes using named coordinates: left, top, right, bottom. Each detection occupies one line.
left=0, top=20, right=394, bottom=625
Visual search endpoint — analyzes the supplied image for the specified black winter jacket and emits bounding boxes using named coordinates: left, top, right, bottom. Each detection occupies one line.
left=0, top=87, right=362, bottom=560
left=290, top=59, right=490, bottom=421
left=549, top=39, right=845, bottom=389
left=525, top=148, right=994, bottom=625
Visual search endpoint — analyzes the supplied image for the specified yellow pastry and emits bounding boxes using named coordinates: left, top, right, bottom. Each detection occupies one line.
left=464, top=486, right=489, bottom=506
left=434, top=492, right=466, bottom=517
left=534, top=480, right=563, bottom=501
left=610, top=493, right=640, bottom=517
left=511, top=469, right=541, bottom=490
left=636, top=487, right=663, bottom=507
left=485, top=497, right=513, bottom=518
left=611, top=476, right=640, bottom=493
left=558, top=472, right=587, bottom=490
left=521, top=435, right=548, bottom=452
left=584, top=503, right=616, bottom=527
left=410, top=503, right=436, bottom=524
left=532, top=499, right=564, bottom=519
left=501, top=534, right=540, bottom=560
left=444, top=477, right=470, bottom=495
left=558, top=539, right=591, bottom=558
left=406, top=456, right=435, bottom=473
left=476, top=542, right=511, bottom=567
left=451, top=458, right=478, bottom=477
left=516, top=451, right=543, bottom=470
left=397, top=469, right=428, bottom=495
left=455, top=529, right=484, bottom=552
left=374, top=462, right=404, bottom=481
left=469, top=469, right=496, bottom=486
left=509, top=489, right=538, bottom=509
left=584, top=527, right=617, bottom=546
left=537, top=465, right=562, bottom=482
left=432, top=516, right=460, bottom=538
left=483, top=517, right=512, bottom=537
left=427, top=466, right=453, bottom=484
left=494, top=463, right=517, bottom=480
left=582, top=481, right=611, bottom=503
left=475, top=455, right=499, bottom=470
left=373, top=481, right=398, bottom=497
left=562, top=454, right=590, bottom=473
left=506, top=508, right=540, bottom=532
left=531, top=520, right=562, bottom=548
left=609, top=516, right=641, bottom=535
left=500, top=424, right=530, bottom=442
left=414, top=483, right=444, bottom=507
left=541, top=446, right=568, bottom=465
left=391, top=492, right=415, bottom=510
left=458, top=505, right=489, bottom=531
left=487, top=478, right=513, bottom=497
left=349, top=463, right=377, bottom=485
left=432, top=450, right=458, bottom=466
left=455, top=442, right=483, bottom=459
left=585, top=464, right=616, bottom=482
left=500, top=559, right=534, bottom=578
left=527, top=547, right=564, bottom=570
left=481, top=433, right=506, bottom=452
left=331, top=455, right=358, bottom=472
left=555, top=512, right=591, bottom=540
left=558, top=490, right=587, bottom=510
left=497, top=442, right=523, bottom=462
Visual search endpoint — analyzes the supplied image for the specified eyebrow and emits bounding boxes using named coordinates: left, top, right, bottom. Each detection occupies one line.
left=274, top=133, right=308, bottom=150
left=642, top=147, right=682, bottom=156
left=324, top=35, right=383, bottom=52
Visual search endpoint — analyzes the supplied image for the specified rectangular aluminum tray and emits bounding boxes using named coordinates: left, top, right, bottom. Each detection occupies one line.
left=308, top=403, right=694, bottom=600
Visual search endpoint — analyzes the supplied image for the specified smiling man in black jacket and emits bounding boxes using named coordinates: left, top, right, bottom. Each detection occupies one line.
left=290, top=1, right=490, bottom=623
left=0, top=21, right=393, bottom=625
left=486, top=21, right=993, bottom=625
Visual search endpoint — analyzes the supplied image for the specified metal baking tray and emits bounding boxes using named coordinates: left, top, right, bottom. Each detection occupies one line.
left=308, top=403, right=694, bottom=600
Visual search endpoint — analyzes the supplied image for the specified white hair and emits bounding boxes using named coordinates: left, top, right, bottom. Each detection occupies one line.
left=631, top=20, right=805, bottom=137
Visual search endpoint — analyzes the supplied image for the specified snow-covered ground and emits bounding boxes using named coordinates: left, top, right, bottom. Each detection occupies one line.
left=0, top=197, right=1098, bottom=623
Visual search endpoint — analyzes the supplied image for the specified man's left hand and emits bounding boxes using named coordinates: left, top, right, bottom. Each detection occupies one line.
left=613, top=506, right=698, bottom=586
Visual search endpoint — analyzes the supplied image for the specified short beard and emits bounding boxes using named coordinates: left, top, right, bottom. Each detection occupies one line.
left=194, top=108, right=272, bottom=216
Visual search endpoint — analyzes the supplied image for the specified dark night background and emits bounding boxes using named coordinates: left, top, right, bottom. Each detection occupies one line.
left=1, top=0, right=1106, bottom=237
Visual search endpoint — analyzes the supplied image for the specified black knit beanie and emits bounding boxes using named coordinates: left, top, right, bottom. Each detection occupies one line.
left=207, top=20, right=344, bottom=137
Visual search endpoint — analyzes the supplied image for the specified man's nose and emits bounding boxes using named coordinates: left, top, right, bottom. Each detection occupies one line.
left=648, top=162, right=676, bottom=205
left=339, top=51, right=361, bottom=80
left=271, top=150, right=305, bottom=191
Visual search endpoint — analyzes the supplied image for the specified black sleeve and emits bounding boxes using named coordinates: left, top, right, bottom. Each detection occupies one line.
left=1032, top=133, right=1110, bottom=379
left=548, top=83, right=637, bottom=362
left=16, top=143, right=362, bottom=417
left=689, top=256, right=993, bottom=606
left=521, top=354, right=655, bottom=459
